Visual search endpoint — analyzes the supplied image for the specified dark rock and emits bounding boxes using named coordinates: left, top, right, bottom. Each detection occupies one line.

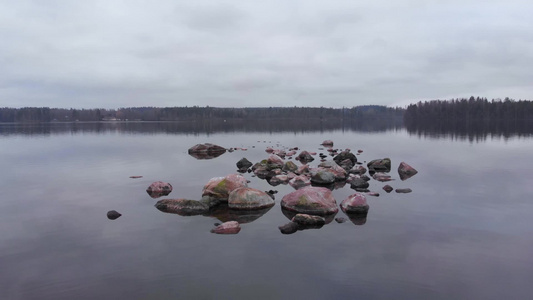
left=267, top=154, right=284, bottom=170
left=188, top=143, right=227, bottom=159
left=281, top=186, right=338, bottom=215
left=278, top=222, right=299, bottom=234
left=383, top=185, right=393, bottom=193
left=155, top=199, right=209, bottom=216
left=236, top=158, right=253, bottom=172
left=396, top=188, right=413, bottom=193
left=346, top=213, right=368, bottom=225
left=337, top=159, right=354, bottom=171
left=107, top=210, right=122, bottom=220
left=296, top=151, right=315, bottom=163
left=333, top=150, right=357, bottom=167
left=398, top=162, right=418, bottom=181
left=350, top=178, right=369, bottom=191
left=210, top=221, right=241, bottom=234
left=367, top=158, right=392, bottom=173
left=228, top=187, right=275, bottom=210
left=340, top=193, right=369, bottom=214
left=360, top=175, right=371, bottom=181
left=146, top=181, right=173, bottom=198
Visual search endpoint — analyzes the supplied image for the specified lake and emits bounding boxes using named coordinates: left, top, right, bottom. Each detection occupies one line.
left=1, top=121, right=532, bottom=300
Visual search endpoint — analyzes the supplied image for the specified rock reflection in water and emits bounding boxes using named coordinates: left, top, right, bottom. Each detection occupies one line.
left=208, top=203, right=273, bottom=224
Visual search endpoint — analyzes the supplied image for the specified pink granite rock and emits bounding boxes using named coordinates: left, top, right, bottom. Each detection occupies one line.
left=281, top=186, right=338, bottom=215
left=340, top=193, right=369, bottom=214
left=202, top=174, right=248, bottom=201
left=146, top=181, right=173, bottom=198
left=210, top=221, right=241, bottom=234
left=228, top=187, right=275, bottom=210
left=398, top=162, right=418, bottom=181
left=289, top=175, right=311, bottom=190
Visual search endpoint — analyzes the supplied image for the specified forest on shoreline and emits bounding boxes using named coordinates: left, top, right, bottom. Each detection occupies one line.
left=1, top=97, right=532, bottom=125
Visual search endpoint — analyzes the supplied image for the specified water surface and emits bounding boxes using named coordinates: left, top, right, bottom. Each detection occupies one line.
left=1, top=122, right=532, bottom=300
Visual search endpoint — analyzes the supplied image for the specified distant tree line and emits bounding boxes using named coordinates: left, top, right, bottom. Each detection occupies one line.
left=404, top=96, right=533, bottom=140
left=404, top=96, right=533, bottom=123
left=0, top=105, right=404, bottom=123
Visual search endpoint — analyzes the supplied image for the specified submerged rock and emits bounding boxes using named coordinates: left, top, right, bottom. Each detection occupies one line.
left=291, top=213, right=326, bottom=226
left=146, top=181, right=173, bottom=198
left=188, top=143, right=227, bottom=159
left=228, top=187, right=275, bottom=210
left=154, top=199, right=209, bottom=216
left=107, top=210, right=122, bottom=220
left=201, top=174, right=248, bottom=202
left=396, top=188, right=413, bottom=193
left=210, top=221, right=241, bottom=234
left=398, top=162, right=418, bottom=181
left=340, top=193, right=369, bottom=214
left=281, top=186, right=338, bottom=215
left=208, top=204, right=273, bottom=224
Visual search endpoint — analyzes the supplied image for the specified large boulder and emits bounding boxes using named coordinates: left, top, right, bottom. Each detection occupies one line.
left=228, top=187, right=275, bottom=210
left=201, top=174, right=248, bottom=202
left=340, top=193, right=369, bottom=214
left=155, top=199, right=209, bottom=216
left=281, top=186, right=338, bottom=215
left=398, top=162, right=418, bottom=181
left=188, top=143, right=226, bottom=159
left=146, top=181, right=173, bottom=198
left=367, top=158, right=392, bottom=173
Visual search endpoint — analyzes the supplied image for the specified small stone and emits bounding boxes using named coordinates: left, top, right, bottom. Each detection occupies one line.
left=396, top=188, right=413, bottom=193
left=335, top=217, right=347, bottom=223
left=279, top=222, right=299, bottom=234
left=107, top=210, right=122, bottom=220
left=383, top=185, right=393, bottom=193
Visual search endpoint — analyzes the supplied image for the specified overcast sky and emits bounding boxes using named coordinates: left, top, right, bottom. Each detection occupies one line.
left=1, top=0, right=532, bottom=109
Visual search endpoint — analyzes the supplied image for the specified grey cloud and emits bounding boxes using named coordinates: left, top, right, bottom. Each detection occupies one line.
left=0, top=0, right=532, bottom=108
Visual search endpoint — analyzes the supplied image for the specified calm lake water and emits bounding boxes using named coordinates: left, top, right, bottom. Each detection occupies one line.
left=1, top=121, right=532, bottom=300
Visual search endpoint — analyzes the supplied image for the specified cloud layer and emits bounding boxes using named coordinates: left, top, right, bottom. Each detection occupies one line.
left=1, top=0, right=532, bottom=108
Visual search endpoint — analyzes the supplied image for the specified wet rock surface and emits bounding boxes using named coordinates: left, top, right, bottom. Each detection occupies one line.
left=188, top=143, right=227, bottom=159
left=398, top=162, right=418, bottom=181
left=228, top=187, right=275, bottom=210
left=155, top=199, right=209, bottom=216
left=281, top=186, right=338, bottom=215
left=340, top=193, right=370, bottom=214
left=146, top=181, right=173, bottom=198
left=210, top=221, right=241, bottom=234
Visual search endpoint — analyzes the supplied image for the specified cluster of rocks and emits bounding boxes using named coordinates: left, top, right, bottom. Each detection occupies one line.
left=112, top=140, right=418, bottom=235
